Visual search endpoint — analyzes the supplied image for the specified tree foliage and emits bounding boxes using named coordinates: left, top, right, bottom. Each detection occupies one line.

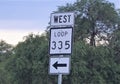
left=0, top=40, right=13, bottom=62
left=109, top=30, right=120, bottom=64
left=70, top=41, right=120, bottom=84
left=0, top=40, right=13, bottom=84
left=58, top=0, right=120, bottom=46
left=5, top=34, right=50, bottom=84
left=3, top=33, right=120, bottom=84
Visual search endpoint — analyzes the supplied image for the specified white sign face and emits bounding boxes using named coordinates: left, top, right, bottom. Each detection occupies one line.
left=49, top=57, right=70, bottom=74
left=49, top=27, right=73, bottom=55
left=50, top=12, right=74, bottom=26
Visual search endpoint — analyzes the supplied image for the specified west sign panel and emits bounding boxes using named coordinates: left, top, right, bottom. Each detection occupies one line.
left=50, top=12, right=74, bottom=26
left=49, top=57, right=70, bottom=74
left=49, top=27, right=73, bottom=55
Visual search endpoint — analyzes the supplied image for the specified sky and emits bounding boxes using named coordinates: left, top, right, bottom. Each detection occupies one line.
left=0, top=0, right=120, bottom=45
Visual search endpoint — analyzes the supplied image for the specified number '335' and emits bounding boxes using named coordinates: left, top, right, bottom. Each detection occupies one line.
left=51, top=41, right=70, bottom=50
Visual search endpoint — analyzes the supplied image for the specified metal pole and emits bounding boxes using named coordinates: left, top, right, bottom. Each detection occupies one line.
left=58, top=74, right=62, bottom=84
left=58, top=55, right=63, bottom=84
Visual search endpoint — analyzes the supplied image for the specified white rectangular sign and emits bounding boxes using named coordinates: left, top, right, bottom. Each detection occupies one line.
left=49, top=57, right=70, bottom=74
left=49, top=27, right=73, bottom=55
left=50, top=12, right=74, bottom=26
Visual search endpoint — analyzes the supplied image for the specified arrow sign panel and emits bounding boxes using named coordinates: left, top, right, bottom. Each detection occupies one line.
left=53, top=61, right=67, bottom=69
left=49, top=57, right=70, bottom=75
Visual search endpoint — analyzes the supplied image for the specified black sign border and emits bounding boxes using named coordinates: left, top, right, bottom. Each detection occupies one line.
left=49, top=27, right=73, bottom=55
left=49, top=56, right=71, bottom=75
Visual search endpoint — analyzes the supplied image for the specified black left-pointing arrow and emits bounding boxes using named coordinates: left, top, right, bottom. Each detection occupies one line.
left=53, top=61, right=67, bottom=69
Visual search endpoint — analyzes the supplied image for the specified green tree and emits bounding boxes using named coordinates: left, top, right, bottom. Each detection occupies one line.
left=109, top=29, right=120, bottom=63
left=57, top=0, right=120, bottom=46
left=0, top=40, right=13, bottom=84
left=6, top=34, right=50, bottom=84
left=53, top=0, right=120, bottom=83
left=0, top=40, right=13, bottom=62
left=63, top=41, right=119, bottom=84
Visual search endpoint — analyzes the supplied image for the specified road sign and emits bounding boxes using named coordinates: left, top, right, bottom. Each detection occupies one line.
left=49, top=27, right=73, bottom=55
left=49, top=57, right=70, bottom=74
left=50, top=12, right=74, bottom=26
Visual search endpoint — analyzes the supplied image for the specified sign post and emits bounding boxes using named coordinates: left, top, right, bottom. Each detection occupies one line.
left=58, top=74, right=62, bottom=84
left=49, top=12, right=74, bottom=84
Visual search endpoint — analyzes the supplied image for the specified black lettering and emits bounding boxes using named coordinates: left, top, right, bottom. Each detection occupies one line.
left=68, top=15, right=71, bottom=22
left=52, top=41, right=56, bottom=50
left=63, top=15, right=67, bottom=23
left=54, top=16, right=58, bottom=23
left=61, top=31, right=64, bottom=37
left=58, top=41, right=62, bottom=49
left=54, top=32, right=57, bottom=37
left=59, top=15, right=62, bottom=23
left=65, top=31, right=68, bottom=36
left=65, top=41, right=70, bottom=49
left=57, top=32, right=61, bottom=37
